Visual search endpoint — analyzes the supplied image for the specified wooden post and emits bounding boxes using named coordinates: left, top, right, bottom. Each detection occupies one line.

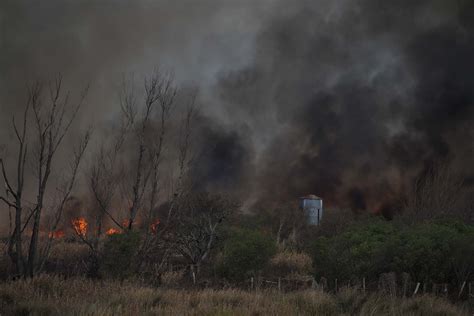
left=413, top=282, right=420, bottom=296
left=335, top=278, right=338, bottom=293
left=278, top=277, right=281, bottom=292
left=362, top=277, right=366, bottom=293
left=251, top=277, right=254, bottom=290
left=458, top=281, right=466, bottom=298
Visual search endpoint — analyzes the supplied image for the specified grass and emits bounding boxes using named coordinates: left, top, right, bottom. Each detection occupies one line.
left=0, top=275, right=469, bottom=315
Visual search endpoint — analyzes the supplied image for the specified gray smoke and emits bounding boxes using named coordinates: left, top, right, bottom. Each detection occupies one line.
left=1, top=0, right=473, bottom=220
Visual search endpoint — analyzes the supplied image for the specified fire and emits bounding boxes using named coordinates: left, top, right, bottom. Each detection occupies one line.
left=49, top=230, right=65, bottom=239
left=105, top=228, right=121, bottom=235
left=71, top=217, right=88, bottom=237
left=150, top=219, right=160, bottom=234
left=122, top=219, right=130, bottom=228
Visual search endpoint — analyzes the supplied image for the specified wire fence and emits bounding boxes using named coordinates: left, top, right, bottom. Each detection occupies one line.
left=243, top=274, right=474, bottom=300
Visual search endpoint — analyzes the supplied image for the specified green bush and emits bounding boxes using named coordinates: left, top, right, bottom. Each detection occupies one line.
left=311, top=219, right=474, bottom=284
left=100, top=231, right=141, bottom=279
left=391, top=221, right=474, bottom=283
left=217, top=228, right=276, bottom=281
left=312, top=218, right=397, bottom=281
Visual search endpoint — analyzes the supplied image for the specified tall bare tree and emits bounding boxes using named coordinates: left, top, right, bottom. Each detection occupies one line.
left=90, top=71, right=195, bottom=233
left=403, top=162, right=473, bottom=223
left=81, top=70, right=198, bottom=280
left=0, top=75, right=89, bottom=277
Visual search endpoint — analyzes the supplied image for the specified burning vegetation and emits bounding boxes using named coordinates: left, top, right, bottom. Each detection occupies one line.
left=71, top=218, right=88, bottom=238
left=105, top=228, right=121, bottom=236
left=48, top=230, right=65, bottom=240
left=150, top=219, right=160, bottom=235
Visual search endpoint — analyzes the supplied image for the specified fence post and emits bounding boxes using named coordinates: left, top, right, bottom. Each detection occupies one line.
left=458, top=281, right=466, bottom=298
left=363, top=277, right=366, bottom=293
left=278, top=277, right=281, bottom=292
left=413, top=282, right=420, bottom=296
left=251, top=277, right=254, bottom=290
left=335, top=278, right=338, bottom=293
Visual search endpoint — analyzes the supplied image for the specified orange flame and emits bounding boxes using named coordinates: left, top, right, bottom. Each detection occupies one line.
left=71, top=217, right=88, bottom=237
left=122, top=219, right=130, bottom=228
left=150, top=219, right=161, bottom=234
left=49, top=230, right=65, bottom=239
left=105, top=228, right=121, bottom=235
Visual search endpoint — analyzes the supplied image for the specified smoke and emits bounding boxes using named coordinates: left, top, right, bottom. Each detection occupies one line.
left=210, top=0, right=474, bottom=211
left=1, top=0, right=473, bottom=218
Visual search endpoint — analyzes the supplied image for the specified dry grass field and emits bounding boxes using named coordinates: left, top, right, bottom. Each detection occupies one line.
left=0, top=275, right=469, bottom=316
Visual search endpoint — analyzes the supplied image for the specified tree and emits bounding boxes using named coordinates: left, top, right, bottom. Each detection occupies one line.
left=0, top=75, right=89, bottom=277
left=311, top=218, right=397, bottom=282
left=217, top=228, right=276, bottom=282
left=174, top=192, right=238, bottom=282
left=89, top=70, right=195, bottom=233
left=82, top=70, right=197, bottom=279
left=100, top=231, right=141, bottom=279
left=403, top=162, right=473, bottom=223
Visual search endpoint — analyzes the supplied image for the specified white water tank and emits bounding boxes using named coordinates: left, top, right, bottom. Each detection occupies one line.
left=299, top=195, right=323, bottom=225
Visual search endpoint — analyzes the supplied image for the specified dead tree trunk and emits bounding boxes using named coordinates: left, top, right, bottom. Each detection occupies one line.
left=1, top=76, right=88, bottom=278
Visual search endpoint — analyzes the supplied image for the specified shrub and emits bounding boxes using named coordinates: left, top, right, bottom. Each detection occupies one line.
left=311, top=219, right=474, bottom=284
left=100, top=231, right=141, bottom=279
left=391, top=221, right=474, bottom=283
left=44, top=241, right=91, bottom=277
left=217, top=228, right=276, bottom=281
left=161, top=270, right=185, bottom=288
left=311, top=218, right=397, bottom=281
left=270, top=251, right=313, bottom=277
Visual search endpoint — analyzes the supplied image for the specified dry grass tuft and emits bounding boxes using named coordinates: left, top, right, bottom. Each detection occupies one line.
left=0, top=274, right=469, bottom=315
left=270, top=251, right=313, bottom=276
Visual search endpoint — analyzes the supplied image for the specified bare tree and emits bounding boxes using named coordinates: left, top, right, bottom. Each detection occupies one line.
left=119, top=71, right=177, bottom=231
left=174, top=192, right=238, bottom=282
left=403, top=162, right=473, bottom=223
left=39, top=129, right=91, bottom=271
left=80, top=70, right=198, bottom=281
left=0, top=82, right=34, bottom=277
left=89, top=116, right=130, bottom=243
left=0, top=75, right=89, bottom=277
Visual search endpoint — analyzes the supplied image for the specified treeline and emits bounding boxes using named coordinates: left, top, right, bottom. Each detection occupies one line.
left=311, top=219, right=474, bottom=288
left=79, top=207, right=474, bottom=297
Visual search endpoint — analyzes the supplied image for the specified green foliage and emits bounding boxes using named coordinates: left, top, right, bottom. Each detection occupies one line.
left=391, top=221, right=474, bottom=282
left=311, top=219, right=474, bottom=283
left=100, top=231, right=141, bottom=279
left=217, top=229, right=276, bottom=281
left=312, top=218, right=397, bottom=281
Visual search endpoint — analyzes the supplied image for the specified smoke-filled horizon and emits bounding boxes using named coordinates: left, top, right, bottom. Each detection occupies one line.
left=1, top=0, right=473, bottom=218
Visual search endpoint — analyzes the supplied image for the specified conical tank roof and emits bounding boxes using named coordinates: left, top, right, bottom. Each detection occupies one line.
left=299, top=194, right=322, bottom=200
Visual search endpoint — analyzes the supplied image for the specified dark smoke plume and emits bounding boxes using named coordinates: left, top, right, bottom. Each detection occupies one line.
left=212, top=0, right=474, bottom=211
left=1, top=0, right=473, bottom=220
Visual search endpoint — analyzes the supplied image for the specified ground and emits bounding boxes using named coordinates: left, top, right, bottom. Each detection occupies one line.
left=0, top=275, right=470, bottom=316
